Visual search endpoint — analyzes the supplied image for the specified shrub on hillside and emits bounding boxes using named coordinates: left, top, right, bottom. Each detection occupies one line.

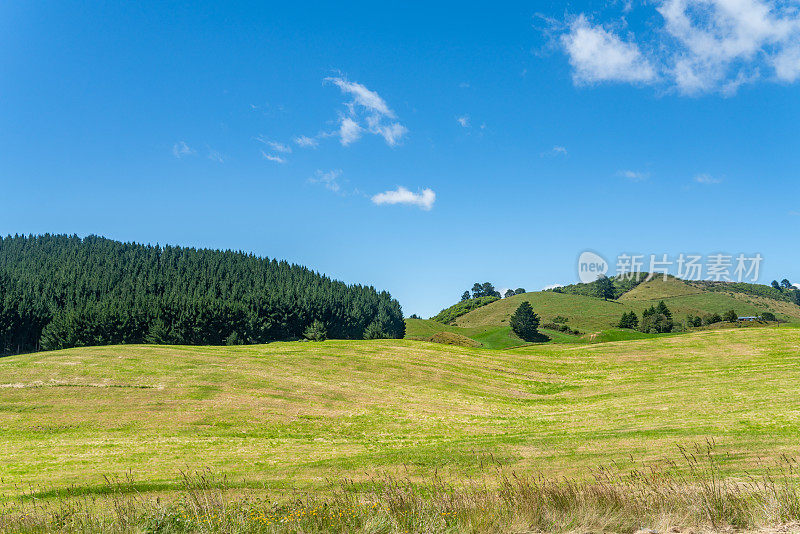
left=542, top=322, right=582, bottom=335
left=686, top=315, right=703, bottom=328
left=510, top=302, right=540, bottom=341
left=761, top=311, right=777, bottom=321
left=723, top=310, right=738, bottom=323
left=703, top=313, right=723, bottom=326
left=432, top=296, right=500, bottom=325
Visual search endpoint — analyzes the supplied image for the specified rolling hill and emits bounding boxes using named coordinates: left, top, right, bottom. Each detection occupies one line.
left=410, top=276, right=800, bottom=348
left=3, top=326, right=800, bottom=501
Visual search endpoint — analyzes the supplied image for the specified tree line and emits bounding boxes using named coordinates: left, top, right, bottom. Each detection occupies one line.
left=461, top=282, right=525, bottom=301
left=0, top=234, right=405, bottom=355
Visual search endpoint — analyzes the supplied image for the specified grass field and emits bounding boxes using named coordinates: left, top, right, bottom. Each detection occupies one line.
left=3, top=325, right=800, bottom=505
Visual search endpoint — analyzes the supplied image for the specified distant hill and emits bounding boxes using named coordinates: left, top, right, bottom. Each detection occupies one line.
left=0, top=234, right=405, bottom=355
left=410, top=276, right=800, bottom=348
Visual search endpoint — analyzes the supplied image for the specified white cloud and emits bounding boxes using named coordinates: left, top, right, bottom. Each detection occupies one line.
left=208, top=149, right=224, bottom=163
left=309, top=169, right=342, bottom=192
left=261, top=151, right=286, bottom=164
left=457, top=115, right=470, bottom=128
left=371, top=186, right=436, bottom=210
left=619, top=169, right=649, bottom=181
left=325, top=77, right=395, bottom=117
left=557, top=1, right=800, bottom=94
left=794, top=283, right=800, bottom=289
left=338, top=116, right=363, bottom=146
left=366, top=116, right=408, bottom=146
left=325, top=76, right=408, bottom=147
left=561, top=15, right=657, bottom=84
left=172, top=141, right=194, bottom=158
left=257, top=137, right=292, bottom=153
left=694, top=173, right=723, bottom=184
left=294, top=135, right=319, bottom=148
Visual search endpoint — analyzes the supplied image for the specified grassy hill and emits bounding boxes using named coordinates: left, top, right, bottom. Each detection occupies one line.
left=412, top=277, right=800, bottom=348
left=2, top=326, right=800, bottom=504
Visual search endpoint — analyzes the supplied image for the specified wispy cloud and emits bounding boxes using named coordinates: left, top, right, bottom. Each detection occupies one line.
left=554, top=1, right=800, bottom=95
left=309, top=169, right=343, bottom=192
left=207, top=149, right=224, bottom=163
left=325, top=76, right=408, bottom=147
left=172, top=141, right=194, bottom=159
left=542, top=145, right=568, bottom=157
left=694, top=173, right=722, bottom=184
left=294, top=135, right=319, bottom=148
left=256, top=137, right=292, bottom=154
left=325, top=77, right=395, bottom=117
left=618, top=169, right=649, bottom=182
left=456, top=115, right=470, bottom=128
left=261, top=151, right=286, bottom=164
left=371, top=187, right=436, bottom=211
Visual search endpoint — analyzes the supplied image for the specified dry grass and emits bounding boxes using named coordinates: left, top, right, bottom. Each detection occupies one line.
left=3, top=442, right=800, bottom=533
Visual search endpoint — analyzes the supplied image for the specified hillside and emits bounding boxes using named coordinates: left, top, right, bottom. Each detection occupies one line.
left=457, top=278, right=800, bottom=330
left=0, top=234, right=404, bottom=355
left=413, top=277, right=800, bottom=347
left=2, top=326, right=800, bottom=500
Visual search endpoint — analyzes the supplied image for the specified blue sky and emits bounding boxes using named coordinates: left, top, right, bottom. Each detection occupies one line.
left=2, top=1, right=799, bottom=317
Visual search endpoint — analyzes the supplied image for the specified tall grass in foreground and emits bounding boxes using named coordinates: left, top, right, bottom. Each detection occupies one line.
left=4, top=442, right=800, bottom=533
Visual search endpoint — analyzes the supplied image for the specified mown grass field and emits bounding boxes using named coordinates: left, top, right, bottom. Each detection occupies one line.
left=3, top=325, right=800, bottom=507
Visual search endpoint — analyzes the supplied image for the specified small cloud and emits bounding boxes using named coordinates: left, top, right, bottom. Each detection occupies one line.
left=618, top=169, right=649, bottom=182
left=261, top=151, right=286, bottom=164
left=208, top=149, right=224, bottom=163
left=309, top=169, right=342, bottom=192
left=794, top=283, right=800, bottom=289
left=371, top=186, right=436, bottom=211
left=457, top=115, right=470, bottom=128
left=542, top=283, right=565, bottom=290
left=458, top=82, right=471, bottom=88
left=694, top=173, right=722, bottom=184
left=256, top=137, right=292, bottom=153
left=172, top=141, right=194, bottom=159
left=294, top=135, right=319, bottom=148
left=338, top=116, right=363, bottom=146
left=542, top=145, right=568, bottom=157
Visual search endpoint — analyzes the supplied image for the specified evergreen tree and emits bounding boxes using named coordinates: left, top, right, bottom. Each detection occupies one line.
left=461, top=291, right=471, bottom=301
left=655, top=300, right=672, bottom=319
left=723, top=309, right=738, bottom=322
left=595, top=275, right=614, bottom=301
left=509, top=301, right=540, bottom=341
left=504, top=289, right=515, bottom=298
left=514, top=288, right=526, bottom=295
